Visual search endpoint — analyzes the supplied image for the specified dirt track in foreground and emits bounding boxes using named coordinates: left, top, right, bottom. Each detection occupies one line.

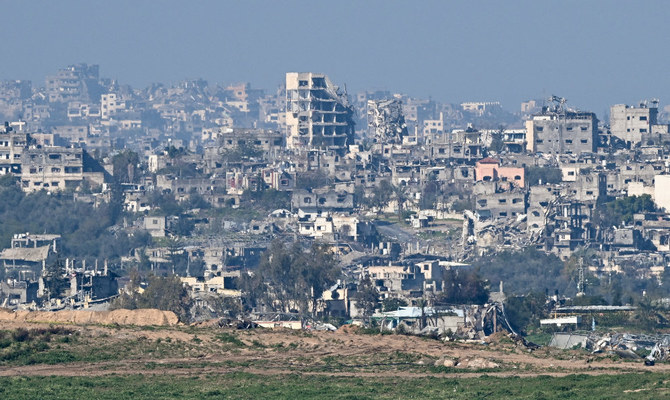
left=0, top=320, right=665, bottom=378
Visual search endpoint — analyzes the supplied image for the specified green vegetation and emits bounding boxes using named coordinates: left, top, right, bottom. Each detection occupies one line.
left=353, top=275, right=379, bottom=322
left=219, top=141, right=263, bottom=163
left=525, top=166, right=562, bottom=186
left=111, top=150, right=141, bottom=184
left=214, top=332, right=245, bottom=347
left=111, top=274, right=193, bottom=322
left=597, top=194, right=657, bottom=227
left=0, top=179, right=151, bottom=267
left=435, top=270, right=490, bottom=305
left=381, top=297, right=408, bottom=312
left=504, top=292, right=549, bottom=334
left=241, top=188, right=291, bottom=211
left=240, top=241, right=340, bottom=315
left=0, top=327, right=116, bottom=366
left=472, top=248, right=571, bottom=295
left=0, top=372, right=668, bottom=399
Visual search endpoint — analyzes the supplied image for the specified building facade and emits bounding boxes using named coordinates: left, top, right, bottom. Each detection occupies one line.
left=285, top=73, right=355, bottom=152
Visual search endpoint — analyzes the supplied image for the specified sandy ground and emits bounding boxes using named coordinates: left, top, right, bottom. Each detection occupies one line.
left=0, top=320, right=665, bottom=378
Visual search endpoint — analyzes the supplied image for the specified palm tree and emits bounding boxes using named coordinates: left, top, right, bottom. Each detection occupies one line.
left=393, top=184, right=409, bottom=223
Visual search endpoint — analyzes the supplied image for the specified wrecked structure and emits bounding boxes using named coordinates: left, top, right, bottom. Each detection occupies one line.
left=367, top=98, right=408, bottom=153
left=285, top=72, right=355, bottom=152
left=526, top=96, right=598, bottom=155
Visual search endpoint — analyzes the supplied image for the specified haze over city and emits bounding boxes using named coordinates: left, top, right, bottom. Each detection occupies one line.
left=2, top=0, right=670, bottom=112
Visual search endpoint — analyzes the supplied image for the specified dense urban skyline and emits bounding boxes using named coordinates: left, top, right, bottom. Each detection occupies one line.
left=2, top=1, right=670, bottom=113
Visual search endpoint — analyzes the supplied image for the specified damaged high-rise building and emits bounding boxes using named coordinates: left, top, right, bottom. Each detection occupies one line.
left=285, top=72, right=355, bottom=152
left=367, top=98, right=408, bottom=144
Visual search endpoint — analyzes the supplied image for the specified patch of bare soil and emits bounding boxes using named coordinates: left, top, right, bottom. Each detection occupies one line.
left=0, top=320, right=667, bottom=379
left=0, top=309, right=179, bottom=326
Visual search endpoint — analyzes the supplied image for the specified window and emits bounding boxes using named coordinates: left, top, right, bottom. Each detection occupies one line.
left=536, top=126, right=544, bottom=132
left=640, top=116, right=647, bottom=121
left=565, top=139, right=573, bottom=144
left=581, top=139, right=588, bottom=144
left=498, top=199, right=507, bottom=204
left=640, top=129, right=647, bottom=133
left=303, top=197, right=312, bottom=204
left=536, top=139, right=543, bottom=143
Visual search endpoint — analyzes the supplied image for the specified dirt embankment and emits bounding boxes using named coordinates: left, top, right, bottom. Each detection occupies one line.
left=0, top=308, right=179, bottom=326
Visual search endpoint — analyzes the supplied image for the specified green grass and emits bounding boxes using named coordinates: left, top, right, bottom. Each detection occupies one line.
left=525, top=331, right=554, bottom=346
left=0, top=372, right=668, bottom=399
left=0, top=328, right=198, bottom=366
left=214, top=332, right=245, bottom=347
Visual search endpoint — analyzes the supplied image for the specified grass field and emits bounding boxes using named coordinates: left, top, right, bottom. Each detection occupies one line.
left=1, top=323, right=670, bottom=399
left=0, top=372, right=669, bottom=399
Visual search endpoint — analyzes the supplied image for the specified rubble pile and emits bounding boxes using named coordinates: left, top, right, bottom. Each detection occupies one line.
left=456, top=303, right=515, bottom=339
left=551, top=331, right=670, bottom=362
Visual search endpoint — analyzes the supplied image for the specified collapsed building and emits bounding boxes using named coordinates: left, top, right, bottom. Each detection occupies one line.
left=367, top=98, right=408, bottom=156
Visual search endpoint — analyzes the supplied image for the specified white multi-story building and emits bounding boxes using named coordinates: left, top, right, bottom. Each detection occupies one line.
left=610, top=102, right=666, bottom=146
left=285, top=72, right=355, bottom=152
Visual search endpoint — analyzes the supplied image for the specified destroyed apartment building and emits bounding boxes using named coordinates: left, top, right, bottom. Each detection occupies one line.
left=285, top=72, right=355, bottom=152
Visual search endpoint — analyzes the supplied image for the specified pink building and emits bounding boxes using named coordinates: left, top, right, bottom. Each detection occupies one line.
left=475, top=157, right=525, bottom=187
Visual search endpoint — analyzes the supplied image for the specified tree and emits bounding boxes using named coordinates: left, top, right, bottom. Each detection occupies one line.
left=112, top=274, right=192, bottom=322
left=525, top=166, right=562, bottom=186
left=597, top=194, right=657, bottom=227
left=392, top=184, right=409, bottom=222
left=382, top=297, right=408, bottom=312
left=220, top=141, right=262, bottom=163
left=247, top=240, right=340, bottom=316
left=371, top=180, right=393, bottom=210
left=239, top=270, right=267, bottom=313
left=112, top=150, right=140, bottom=184
left=436, top=270, right=489, bottom=305
left=354, top=275, right=379, bottom=324
left=504, top=292, right=548, bottom=334
left=420, top=178, right=439, bottom=210
left=506, top=293, right=546, bottom=333
left=471, top=248, right=571, bottom=296
left=43, top=259, right=69, bottom=300
left=489, top=127, right=505, bottom=154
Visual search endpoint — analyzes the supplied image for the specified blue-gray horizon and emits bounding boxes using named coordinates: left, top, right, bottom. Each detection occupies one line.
left=2, top=0, right=669, bottom=113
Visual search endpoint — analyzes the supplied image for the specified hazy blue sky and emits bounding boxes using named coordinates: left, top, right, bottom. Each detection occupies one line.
left=2, top=1, right=669, bottom=113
